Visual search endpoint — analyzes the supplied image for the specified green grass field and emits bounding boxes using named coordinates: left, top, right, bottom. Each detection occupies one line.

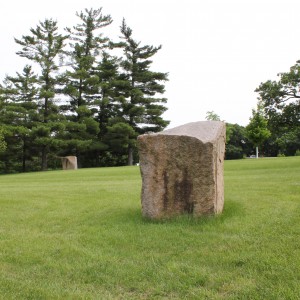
left=0, top=157, right=299, bottom=299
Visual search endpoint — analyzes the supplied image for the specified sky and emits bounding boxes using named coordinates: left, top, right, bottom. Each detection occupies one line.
left=1, top=0, right=300, bottom=128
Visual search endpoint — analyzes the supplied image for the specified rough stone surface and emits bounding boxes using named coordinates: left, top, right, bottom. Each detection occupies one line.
left=61, top=156, right=78, bottom=170
left=137, top=121, right=226, bottom=219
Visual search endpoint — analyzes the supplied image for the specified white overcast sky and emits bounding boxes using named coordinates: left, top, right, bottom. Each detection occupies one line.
left=1, top=0, right=300, bottom=128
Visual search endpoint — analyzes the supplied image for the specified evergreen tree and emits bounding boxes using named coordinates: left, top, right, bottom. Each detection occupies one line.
left=15, top=19, right=68, bottom=170
left=0, top=9, right=171, bottom=171
left=104, top=121, right=136, bottom=166
left=64, top=8, right=112, bottom=108
left=63, top=8, right=112, bottom=166
left=91, top=51, right=131, bottom=166
left=117, top=19, right=169, bottom=165
left=0, top=66, right=39, bottom=172
left=0, top=127, right=6, bottom=154
left=55, top=105, right=100, bottom=168
left=94, top=52, right=123, bottom=139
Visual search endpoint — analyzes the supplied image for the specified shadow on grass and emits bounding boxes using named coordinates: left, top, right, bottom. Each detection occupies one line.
left=117, top=200, right=244, bottom=229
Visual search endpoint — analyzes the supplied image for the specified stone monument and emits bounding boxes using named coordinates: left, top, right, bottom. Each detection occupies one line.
left=137, top=121, right=226, bottom=219
left=61, top=156, right=78, bottom=170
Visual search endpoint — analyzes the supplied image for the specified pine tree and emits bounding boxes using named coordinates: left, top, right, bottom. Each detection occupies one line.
left=63, top=8, right=112, bottom=166
left=118, top=19, right=169, bottom=165
left=64, top=8, right=112, bottom=109
left=1, top=10, right=171, bottom=171
left=15, top=19, right=68, bottom=170
left=90, top=51, right=132, bottom=166
left=0, top=128, right=6, bottom=154
left=0, top=66, right=39, bottom=172
left=0, top=90, right=7, bottom=156
left=94, top=52, right=123, bottom=138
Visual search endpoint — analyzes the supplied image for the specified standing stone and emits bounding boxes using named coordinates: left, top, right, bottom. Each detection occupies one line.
left=61, top=156, right=78, bottom=170
left=137, top=121, right=226, bottom=219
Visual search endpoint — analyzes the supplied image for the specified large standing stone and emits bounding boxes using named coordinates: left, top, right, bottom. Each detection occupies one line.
left=61, top=156, right=78, bottom=170
left=137, top=121, right=226, bottom=219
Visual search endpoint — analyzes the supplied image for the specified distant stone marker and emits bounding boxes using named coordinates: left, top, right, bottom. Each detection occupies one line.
left=137, top=121, right=226, bottom=219
left=61, top=156, right=78, bottom=170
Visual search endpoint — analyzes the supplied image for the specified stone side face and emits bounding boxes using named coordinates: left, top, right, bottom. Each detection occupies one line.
left=137, top=121, right=225, bottom=219
left=215, top=132, right=225, bottom=213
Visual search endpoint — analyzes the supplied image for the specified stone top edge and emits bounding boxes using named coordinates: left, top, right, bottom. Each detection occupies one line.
left=156, top=121, right=225, bottom=143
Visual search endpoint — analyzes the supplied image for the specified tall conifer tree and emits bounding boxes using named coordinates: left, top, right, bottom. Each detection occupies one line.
left=118, top=19, right=169, bottom=165
left=14, top=19, right=68, bottom=170
left=0, top=127, right=6, bottom=154
left=64, top=8, right=112, bottom=110
left=62, top=8, right=112, bottom=165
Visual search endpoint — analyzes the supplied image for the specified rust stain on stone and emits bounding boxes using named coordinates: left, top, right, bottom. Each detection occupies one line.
left=174, top=168, right=194, bottom=214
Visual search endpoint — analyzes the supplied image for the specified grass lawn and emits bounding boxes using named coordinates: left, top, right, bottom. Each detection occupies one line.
left=0, top=157, right=299, bottom=299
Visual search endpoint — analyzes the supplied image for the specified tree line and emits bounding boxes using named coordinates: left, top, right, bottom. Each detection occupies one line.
left=207, top=55, right=300, bottom=160
left=1, top=7, right=299, bottom=173
left=0, top=8, right=169, bottom=173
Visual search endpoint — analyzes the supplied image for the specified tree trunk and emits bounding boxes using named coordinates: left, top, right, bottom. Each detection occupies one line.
left=22, top=139, right=26, bottom=172
left=76, top=150, right=81, bottom=169
left=41, top=146, right=48, bottom=171
left=256, top=146, right=259, bottom=159
left=127, top=145, right=133, bottom=166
